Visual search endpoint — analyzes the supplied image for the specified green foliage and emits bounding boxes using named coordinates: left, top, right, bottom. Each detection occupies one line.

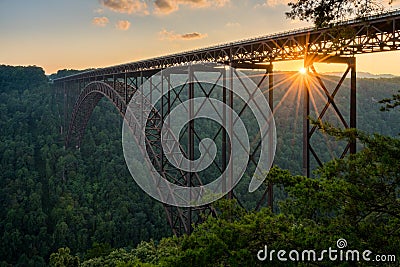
left=264, top=128, right=400, bottom=263
left=131, top=241, right=158, bottom=264
left=49, top=248, right=80, bottom=267
left=80, top=249, right=142, bottom=267
left=93, top=127, right=399, bottom=266
left=0, top=65, right=170, bottom=265
left=286, top=0, right=389, bottom=27
left=2, top=65, right=400, bottom=266
left=379, top=90, right=400, bottom=111
left=0, top=65, right=48, bottom=92
left=85, top=243, right=113, bottom=261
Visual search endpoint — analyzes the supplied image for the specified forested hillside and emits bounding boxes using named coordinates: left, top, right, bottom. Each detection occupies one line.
left=0, top=66, right=170, bottom=266
left=0, top=65, right=399, bottom=266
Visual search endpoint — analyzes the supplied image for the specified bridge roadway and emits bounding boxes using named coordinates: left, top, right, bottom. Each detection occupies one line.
left=54, top=8, right=400, bottom=83
left=53, top=9, right=400, bottom=236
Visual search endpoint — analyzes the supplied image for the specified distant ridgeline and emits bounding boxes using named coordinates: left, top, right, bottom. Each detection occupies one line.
left=0, top=65, right=400, bottom=265
left=239, top=69, right=400, bottom=174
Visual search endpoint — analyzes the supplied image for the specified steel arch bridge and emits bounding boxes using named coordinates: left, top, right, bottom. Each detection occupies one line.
left=53, top=9, right=400, bottom=236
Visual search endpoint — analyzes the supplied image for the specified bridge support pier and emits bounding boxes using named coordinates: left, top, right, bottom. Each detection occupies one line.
left=231, top=62, right=275, bottom=210
left=303, top=55, right=357, bottom=177
left=57, top=62, right=277, bottom=236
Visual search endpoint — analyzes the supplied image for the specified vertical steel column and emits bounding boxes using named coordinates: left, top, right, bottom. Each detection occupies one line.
left=161, top=71, right=165, bottom=176
left=254, top=64, right=275, bottom=211
left=63, top=82, right=67, bottom=137
left=187, top=66, right=194, bottom=234
left=303, top=63, right=310, bottom=177
left=167, top=74, right=171, bottom=116
left=68, top=82, right=73, bottom=142
left=222, top=68, right=227, bottom=195
left=303, top=56, right=356, bottom=177
left=124, top=73, right=128, bottom=104
left=140, top=72, right=144, bottom=99
left=228, top=65, right=234, bottom=200
left=267, top=64, right=274, bottom=209
left=350, top=58, right=357, bottom=154
left=166, top=72, right=171, bottom=175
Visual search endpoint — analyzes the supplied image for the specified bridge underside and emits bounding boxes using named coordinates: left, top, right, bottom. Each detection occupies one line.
left=55, top=56, right=357, bottom=235
left=51, top=8, right=400, bottom=236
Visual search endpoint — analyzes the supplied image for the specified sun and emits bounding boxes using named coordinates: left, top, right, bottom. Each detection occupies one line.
left=299, top=67, right=307, bottom=75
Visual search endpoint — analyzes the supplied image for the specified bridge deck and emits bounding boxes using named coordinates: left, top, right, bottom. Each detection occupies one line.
left=54, top=9, right=400, bottom=82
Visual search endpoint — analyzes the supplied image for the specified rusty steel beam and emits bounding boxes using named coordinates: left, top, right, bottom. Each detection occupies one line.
left=267, top=65, right=274, bottom=210
left=53, top=8, right=400, bottom=235
left=350, top=61, right=357, bottom=154
left=302, top=56, right=357, bottom=177
left=54, top=9, right=400, bottom=84
left=303, top=65, right=311, bottom=178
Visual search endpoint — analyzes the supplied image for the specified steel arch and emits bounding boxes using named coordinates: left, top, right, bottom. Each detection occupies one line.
left=65, top=80, right=215, bottom=236
left=66, top=81, right=127, bottom=148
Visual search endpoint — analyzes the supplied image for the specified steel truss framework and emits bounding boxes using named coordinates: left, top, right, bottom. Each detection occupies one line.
left=59, top=65, right=273, bottom=235
left=53, top=9, right=400, bottom=235
left=303, top=56, right=356, bottom=177
left=54, top=9, right=400, bottom=82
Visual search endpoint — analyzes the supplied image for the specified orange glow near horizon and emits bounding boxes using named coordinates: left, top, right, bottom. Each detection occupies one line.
left=253, top=62, right=355, bottom=161
left=3, top=49, right=399, bottom=76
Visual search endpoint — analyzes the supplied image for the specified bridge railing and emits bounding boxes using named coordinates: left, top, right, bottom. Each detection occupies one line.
left=176, top=7, right=400, bottom=54
left=53, top=7, right=400, bottom=83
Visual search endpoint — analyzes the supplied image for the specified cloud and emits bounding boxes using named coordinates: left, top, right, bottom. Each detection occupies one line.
left=154, top=0, right=178, bottom=14
left=100, top=0, right=149, bottom=15
left=92, top=16, right=110, bottom=27
left=97, top=0, right=229, bottom=16
left=154, top=0, right=230, bottom=15
left=116, top=20, right=131, bottom=30
left=180, top=32, right=207, bottom=39
left=159, top=29, right=208, bottom=40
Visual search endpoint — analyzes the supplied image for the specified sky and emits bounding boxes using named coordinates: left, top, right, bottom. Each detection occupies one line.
left=1, top=0, right=400, bottom=75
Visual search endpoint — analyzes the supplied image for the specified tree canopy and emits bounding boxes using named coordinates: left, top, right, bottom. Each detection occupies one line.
left=286, top=0, right=393, bottom=27
left=50, top=125, right=400, bottom=266
left=1, top=65, right=400, bottom=265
